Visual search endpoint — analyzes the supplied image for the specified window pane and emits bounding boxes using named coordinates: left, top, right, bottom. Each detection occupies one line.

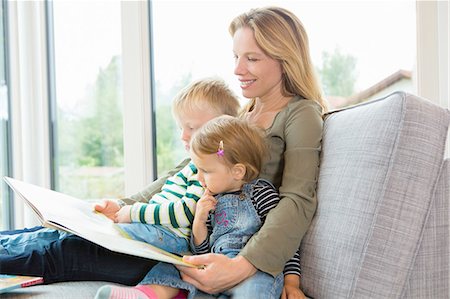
left=0, top=0, right=11, bottom=229
left=151, top=1, right=416, bottom=175
left=50, top=0, right=124, bottom=199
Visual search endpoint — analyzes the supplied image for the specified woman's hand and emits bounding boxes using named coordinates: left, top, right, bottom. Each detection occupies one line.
left=114, top=205, right=132, bottom=223
left=93, top=199, right=121, bottom=220
left=281, top=274, right=306, bottom=299
left=176, top=254, right=257, bottom=294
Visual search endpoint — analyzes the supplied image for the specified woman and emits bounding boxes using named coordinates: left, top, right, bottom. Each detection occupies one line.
left=177, top=6, right=326, bottom=299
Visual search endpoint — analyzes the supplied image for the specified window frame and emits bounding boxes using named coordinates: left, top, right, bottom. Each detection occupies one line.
left=1, top=0, right=13, bottom=229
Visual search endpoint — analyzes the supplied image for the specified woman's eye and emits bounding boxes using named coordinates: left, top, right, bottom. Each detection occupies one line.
left=248, top=57, right=257, bottom=62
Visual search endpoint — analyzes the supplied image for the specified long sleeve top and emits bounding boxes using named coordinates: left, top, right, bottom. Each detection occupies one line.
left=127, top=161, right=204, bottom=239
left=239, top=96, right=323, bottom=276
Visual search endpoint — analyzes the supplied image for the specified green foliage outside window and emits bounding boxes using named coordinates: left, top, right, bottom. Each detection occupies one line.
left=318, top=47, right=357, bottom=97
left=56, top=56, right=124, bottom=199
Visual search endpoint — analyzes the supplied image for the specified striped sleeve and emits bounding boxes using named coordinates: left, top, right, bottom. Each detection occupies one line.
left=252, top=184, right=281, bottom=221
left=129, top=162, right=204, bottom=228
left=190, top=217, right=212, bottom=254
left=283, top=248, right=301, bottom=276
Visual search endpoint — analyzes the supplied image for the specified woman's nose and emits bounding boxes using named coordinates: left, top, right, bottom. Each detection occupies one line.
left=234, top=58, right=246, bottom=76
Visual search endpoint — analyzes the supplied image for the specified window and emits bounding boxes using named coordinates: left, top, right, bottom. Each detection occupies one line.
left=0, top=0, right=11, bottom=230
left=151, top=1, right=416, bottom=175
left=48, top=0, right=124, bottom=199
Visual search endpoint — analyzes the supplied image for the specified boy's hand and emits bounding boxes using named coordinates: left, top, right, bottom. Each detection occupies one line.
left=195, top=189, right=217, bottom=223
left=94, top=199, right=120, bottom=220
left=114, top=205, right=132, bottom=223
left=281, top=274, right=306, bottom=299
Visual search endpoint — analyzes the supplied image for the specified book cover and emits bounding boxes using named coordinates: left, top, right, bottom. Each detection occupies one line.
left=3, top=177, right=198, bottom=268
left=0, top=275, right=44, bottom=294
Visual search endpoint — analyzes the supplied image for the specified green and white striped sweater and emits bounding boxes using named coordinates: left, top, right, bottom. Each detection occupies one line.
left=129, top=162, right=203, bottom=239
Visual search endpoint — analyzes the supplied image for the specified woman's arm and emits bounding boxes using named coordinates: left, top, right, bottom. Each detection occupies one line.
left=240, top=101, right=323, bottom=275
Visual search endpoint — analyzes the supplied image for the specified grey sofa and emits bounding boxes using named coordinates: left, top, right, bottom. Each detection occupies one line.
left=4, top=92, right=449, bottom=298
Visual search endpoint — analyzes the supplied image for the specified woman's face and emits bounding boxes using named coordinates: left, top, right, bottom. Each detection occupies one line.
left=232, top=27, right=284, bottom=100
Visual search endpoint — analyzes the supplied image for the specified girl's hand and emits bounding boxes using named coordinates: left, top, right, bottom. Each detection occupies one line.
left=195, top=189, right=217, bottom=223
left=94, top=199, right=121, bottom=220
left=281, top=274, right=306, bottom=299
left=114, top=205, right=132, bottom=223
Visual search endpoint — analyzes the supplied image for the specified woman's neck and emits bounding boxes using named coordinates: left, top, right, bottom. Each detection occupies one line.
left=246, top=94, right=293, bottom=129
left=253, top=94, right=291, bottom=113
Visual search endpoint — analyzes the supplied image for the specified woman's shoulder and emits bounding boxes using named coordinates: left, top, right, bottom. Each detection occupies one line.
left=287, top=95, right=323, bottom=116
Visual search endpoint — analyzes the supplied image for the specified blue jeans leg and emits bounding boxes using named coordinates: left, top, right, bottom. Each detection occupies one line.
left=118, top=223, right=189, bottom=255
left=139, top=262, right=209, bottom=299
left=224, top=271, right=284, bottom=299
left=0, top=226, right=69, bottom=255
left=0, top=234, right=157, bottom=285
left=1, top=226, right=44, bottom=235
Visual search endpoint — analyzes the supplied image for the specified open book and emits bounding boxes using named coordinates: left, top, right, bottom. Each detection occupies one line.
left=4, top=177, right=198, bottom=268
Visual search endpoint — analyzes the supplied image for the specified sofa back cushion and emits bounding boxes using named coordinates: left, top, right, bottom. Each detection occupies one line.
left=300, top=92, right=450, bottom=298
left=403, top=159, right=449, bottom=298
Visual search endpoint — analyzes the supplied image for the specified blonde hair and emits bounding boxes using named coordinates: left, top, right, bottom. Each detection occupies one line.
left=229, top=6, right=328, bottom=113
left=172, top=77, right=241, bottom=118
left=191, top=116, right=267, bottom=182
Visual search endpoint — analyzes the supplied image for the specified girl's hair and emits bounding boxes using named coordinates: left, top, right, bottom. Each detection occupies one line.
left=191, top=116, right=267, bottom=182
left=229, top=6, right=328, bottom=113
left=172, top=77, right=241, bottom=118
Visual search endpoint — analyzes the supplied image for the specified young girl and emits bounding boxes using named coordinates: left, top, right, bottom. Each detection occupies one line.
left=96, top=116, right=301, bottom=299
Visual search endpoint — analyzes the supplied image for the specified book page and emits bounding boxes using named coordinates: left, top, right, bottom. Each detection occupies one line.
left=4, top=177, right=198, bottom=268
left=4, top=177, right=121, bottom=237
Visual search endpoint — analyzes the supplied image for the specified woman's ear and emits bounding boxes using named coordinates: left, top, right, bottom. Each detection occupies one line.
left=232, top=163, right=246, bottom=180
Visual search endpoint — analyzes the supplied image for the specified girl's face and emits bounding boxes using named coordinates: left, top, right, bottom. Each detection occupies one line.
left=232, top=26, right=284, bottom=101
left=190, top=151, right=244, bottom=195
left=175, top=108, right=220, bottom=151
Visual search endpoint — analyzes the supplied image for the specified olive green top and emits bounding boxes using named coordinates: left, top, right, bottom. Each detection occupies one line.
left=239, top=96, right=323, bottom=276
left=123, top=96, right=323, bottom=277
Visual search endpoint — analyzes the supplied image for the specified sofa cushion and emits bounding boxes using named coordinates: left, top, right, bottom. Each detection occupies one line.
left=403, top=159, right=449, bottom=298
left=300, top=92, right=450, bottom=298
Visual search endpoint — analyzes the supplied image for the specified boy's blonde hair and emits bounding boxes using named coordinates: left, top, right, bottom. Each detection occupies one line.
left=172, top=77, right=241, bottom=118
left=191, top=116, right=267, bottom=182
left=229, top=6, right=327, bottom=113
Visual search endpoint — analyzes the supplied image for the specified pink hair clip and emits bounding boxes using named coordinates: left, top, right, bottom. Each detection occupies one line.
left=217, top=140, right=224, bottom=157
